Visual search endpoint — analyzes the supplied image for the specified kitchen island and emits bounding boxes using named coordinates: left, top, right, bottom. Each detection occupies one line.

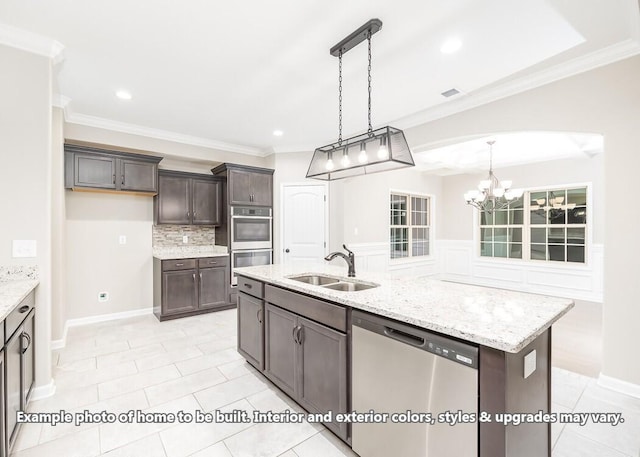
left=234, top=263, right=573, bottom=457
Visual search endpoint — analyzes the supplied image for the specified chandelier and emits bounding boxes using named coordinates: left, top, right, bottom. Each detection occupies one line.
left=464, top=140, right=523, bottom=212
left=306, top=19, right=414, bottom=181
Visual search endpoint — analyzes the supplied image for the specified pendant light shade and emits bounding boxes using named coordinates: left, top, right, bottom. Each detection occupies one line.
left=306, top=126, right=413, bottom=180
left=306, top=19, right=414, bottom=181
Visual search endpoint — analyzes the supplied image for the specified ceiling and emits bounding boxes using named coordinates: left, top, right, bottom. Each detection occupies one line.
left=0, top=0, right=638, bottom=156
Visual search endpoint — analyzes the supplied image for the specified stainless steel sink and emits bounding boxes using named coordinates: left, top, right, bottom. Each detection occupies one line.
left=322, top=281, right=378, bottom=292
left=289, top=274, right=340, bottom=286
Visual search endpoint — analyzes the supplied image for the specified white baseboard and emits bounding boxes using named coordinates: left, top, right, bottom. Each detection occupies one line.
left=598, top=373, right=640, bottom=399
left=30, top=379, right=56, bottom=401
left=51, top=307, right=153, bottom=350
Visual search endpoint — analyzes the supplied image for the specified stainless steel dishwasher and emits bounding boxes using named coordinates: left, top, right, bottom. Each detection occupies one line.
left=352, top=310, right=479, bottom=457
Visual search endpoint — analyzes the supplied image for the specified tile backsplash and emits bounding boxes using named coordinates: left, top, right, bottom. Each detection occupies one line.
left=152, top=225, right=216, bottom=247
left=0, top=265, right=38, bottom=281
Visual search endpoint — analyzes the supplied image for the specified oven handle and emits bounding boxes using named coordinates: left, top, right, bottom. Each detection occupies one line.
left=231, top=215, right=273, bottom=220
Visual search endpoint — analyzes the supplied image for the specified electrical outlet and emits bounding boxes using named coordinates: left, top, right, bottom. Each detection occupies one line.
left=119, top=235, right=127, bottom=245
left=524, top=350, right=537, bottom=379
left=98, top=292, right=109, bottom=302
left=12, top=240, right=37, bottom=258
left=182, top=235, right=189, bottom=244
left=354, top=227, right=359, bottom=236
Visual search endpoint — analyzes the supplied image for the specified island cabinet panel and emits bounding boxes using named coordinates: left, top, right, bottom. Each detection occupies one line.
left=0, top=349, right=5, bottom=457
left=296, top=316, right=348, bottom=440
left=479, top=329, right=551, bottom=457
left=264, top=303, right=297, bottom=398
left=261, top=295, right=349, bottom=442
left=237, top=292, right=264, bottom=370
left=5, top=326, right=22, bottom=448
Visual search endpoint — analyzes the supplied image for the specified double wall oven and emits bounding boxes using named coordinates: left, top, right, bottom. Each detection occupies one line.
left=230, top=206, right=272, bottom=285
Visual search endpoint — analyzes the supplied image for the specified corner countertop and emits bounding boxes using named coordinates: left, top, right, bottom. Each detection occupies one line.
left=233, top=263, right=574, bottom=353
left=153, top=245, right=229, bottom=260
left=0, top=280, right=39, bottom=322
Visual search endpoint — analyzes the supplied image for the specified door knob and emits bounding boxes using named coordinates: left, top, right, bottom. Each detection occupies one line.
left=285, top=248, right=290, bottom=253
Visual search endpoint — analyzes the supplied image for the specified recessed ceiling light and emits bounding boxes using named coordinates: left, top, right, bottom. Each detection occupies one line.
left=116, top=90, right=132, bottom=100
left=273, top=130, right=284, bottom=137
left=440, top=38, right=462, bottom=54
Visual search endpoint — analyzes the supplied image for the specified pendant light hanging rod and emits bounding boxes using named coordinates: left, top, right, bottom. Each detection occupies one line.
left=330, top=19, right=382, bottom=57
left=367, top=31, right=373, bottom=135
left=338, top=50, right=343, bottom=146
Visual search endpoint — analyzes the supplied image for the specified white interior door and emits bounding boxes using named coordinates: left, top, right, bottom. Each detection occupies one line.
left=282, top=184, right=327, bottom=265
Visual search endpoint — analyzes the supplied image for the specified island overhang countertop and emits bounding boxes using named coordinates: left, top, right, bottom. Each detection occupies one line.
left=234, top=263, right=574, bottom=353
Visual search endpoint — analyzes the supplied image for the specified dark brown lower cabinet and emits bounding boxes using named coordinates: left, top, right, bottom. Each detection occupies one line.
left=154, top=256, right=232, bottom=321
left=237, top=292, right=264, bottom=370
left=264, top=303, right=348, bottom=440
left=5, top=328, right=21, bottom=449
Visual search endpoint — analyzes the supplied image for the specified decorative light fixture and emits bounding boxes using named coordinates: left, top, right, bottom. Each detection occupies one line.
left=306, top=19, right=414, bottom=181
left=464, top=140, right=523, bottom=212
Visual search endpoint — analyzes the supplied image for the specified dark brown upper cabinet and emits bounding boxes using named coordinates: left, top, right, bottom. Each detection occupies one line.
left=211, top=163, right=274, bottom=207
left=64, top=143, right=162, bottom=195
left=155, top=170, right=222, bottom=225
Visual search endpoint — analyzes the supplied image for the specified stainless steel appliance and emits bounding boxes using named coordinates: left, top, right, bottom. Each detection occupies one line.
left=231, top=248, right=272, bottom=286
left=352, top=310, right=478, bottom=457
left=230, top=206, right=272, bottom=250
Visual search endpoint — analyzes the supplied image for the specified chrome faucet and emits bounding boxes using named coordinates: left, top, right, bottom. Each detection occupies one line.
left=324, top=244, right=356, bottom=277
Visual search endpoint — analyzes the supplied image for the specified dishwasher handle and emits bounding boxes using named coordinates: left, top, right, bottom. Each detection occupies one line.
left=383, top=327, right=425, bottom=348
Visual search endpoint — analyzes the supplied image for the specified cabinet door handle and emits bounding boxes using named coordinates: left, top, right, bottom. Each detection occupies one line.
left=292, top=326, right=297, bottom=343
left=199, top=273, right=203, bottom=281
left=209, top=261, right=217, bottom=265
left=175, top=263, right=184, bottom=267
left=112, top=174, right=116, bottom=184
left=21, top=332, right=31, bottom=354
left=256, top=308, right=262, bottom=324
left=187, top=212, right=190, bottom=218
left=243, top=283, right=252, bottom=289
left=19, top=305, right=30, bottom=313
left=121, top=174, right=125, bottom=186
left=192, top=273, right=196, bottom=281
left=295, top=326, right=303, bottom=345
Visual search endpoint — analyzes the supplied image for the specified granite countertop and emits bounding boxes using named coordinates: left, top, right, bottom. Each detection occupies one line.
left=0, top=280, right=39, bottom=322
left=153, top=245, right=229, bottom=260
left=233, top=263, right=574, bottom=353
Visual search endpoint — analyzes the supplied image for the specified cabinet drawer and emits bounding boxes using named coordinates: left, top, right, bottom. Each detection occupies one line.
left=237, top=276, right=264, bottom=299
left=162, top=259, right=197, bottom=271
left=5, top=291, right=35, bottom=342
left=198, top=256, right=228, bottom=268
left=264, top=285, right=347, bottom=333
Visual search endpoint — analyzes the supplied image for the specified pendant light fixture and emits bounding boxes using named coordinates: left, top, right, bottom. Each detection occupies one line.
left=464, top=140, right=523, bottom=213
left=306, top=19, right=415, bottom=181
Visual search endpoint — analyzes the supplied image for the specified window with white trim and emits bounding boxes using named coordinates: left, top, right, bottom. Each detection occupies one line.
left=390, top=193, right=430, bottom=259
left=479, top=186, right=587, bottom=263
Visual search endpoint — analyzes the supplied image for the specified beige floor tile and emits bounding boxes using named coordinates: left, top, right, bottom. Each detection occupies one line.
left=99, top=394, right=201, bottom=453
left=194, top=373, right=269, bottom=412
left=553, top=428, right=629, bottom=457
left=189, top=442, right=234, bottom=457
left=28, top=384, right=98, bottom=413
left=552, top=367, right=591, bottom=410
left=196, top=338, right=237, bottom=355
left=57, top=341, right=131, bottom=365
left=551, top=403, right=571, bottom=449
left=292, top=430, right=357, bottom=457
left=127, top=330, right=188, bottom=349
left=55, top=361, right=139, bottom=391
left=10, top=422, right=43, bottom=453
left=144, top=366, right=227, bottom=407
left=99, top=433, right=167, bottom=457
left=55, top=356, right=97, bottom=373
left=12, top=428, right=101, bottom=457
left=161, top=332, right=222, bottom=352
left=159, top=398, right=255, bottom=457
left=135, top=345, right=203, bottom=372
left=223, top=417, right=317, bottom=457
left=218, top=360, right=258, bottom=381
left=96, top=343, right=166, bottom=369
left=277, top=452, right=298, bottom=457
left=175, top=348, right=242, bottom=377
left=98, top=364, right=181, bottom=400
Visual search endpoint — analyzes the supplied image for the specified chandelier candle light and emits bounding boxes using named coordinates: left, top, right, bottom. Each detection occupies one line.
left=464, top=140, right=523, bottom=213
left=306, top=19, right=415, bottom=181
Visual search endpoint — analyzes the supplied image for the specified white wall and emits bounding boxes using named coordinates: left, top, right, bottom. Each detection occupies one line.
left=51, top=108, right=66, bottom=340
left=0, top=44, right=53, bottom=396
left=403, top=55, right=640, bottom=389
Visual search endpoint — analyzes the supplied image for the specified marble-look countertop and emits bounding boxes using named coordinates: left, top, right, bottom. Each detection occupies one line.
left=234, top=263, right=574, bottom=353
left=0, top=280, right=39, bottom=322
left=153, top=245, right=229, bottom=260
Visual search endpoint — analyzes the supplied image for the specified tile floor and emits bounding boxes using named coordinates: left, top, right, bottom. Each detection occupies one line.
left=10, top=308, right=639, bottom=457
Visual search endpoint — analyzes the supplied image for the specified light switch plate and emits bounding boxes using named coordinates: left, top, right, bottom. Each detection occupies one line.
left=119, top=235, right=127, bottom=245
left=524, top=349, right=537, bottom=379
left=12, top=240, right=37, bottom=258
left=182, top=235, right=189, bottom=244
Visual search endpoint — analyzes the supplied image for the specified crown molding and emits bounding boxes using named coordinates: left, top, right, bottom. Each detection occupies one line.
left=64, top=111, right=267, bottom=157
left=52, top=94, right=70, bottom=109
left=0, top=22, right=64, bottom=62
left=395, top=38, right=640, bottom=132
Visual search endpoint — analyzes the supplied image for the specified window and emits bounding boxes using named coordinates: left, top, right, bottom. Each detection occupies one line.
left=479, top=186, right=587, bottom=263
left=390, top=193, right=430, bottom=259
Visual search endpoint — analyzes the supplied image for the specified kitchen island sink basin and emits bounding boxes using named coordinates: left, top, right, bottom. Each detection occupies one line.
left=322, top=281, right=378, bottom=292
left=288, top=274, right=379, bottom=292
left=288, top=274, right=340, bottom=286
